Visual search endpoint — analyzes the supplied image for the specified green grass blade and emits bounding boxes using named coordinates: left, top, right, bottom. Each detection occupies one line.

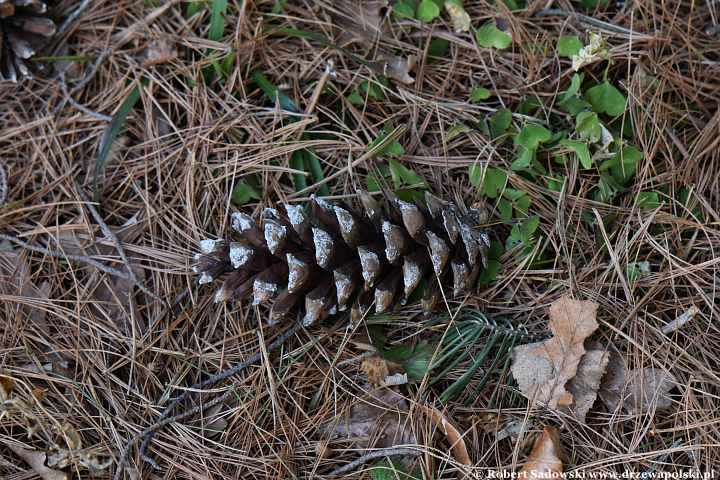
left=305, top=148, right=330, bottom=196
left=251, top=71, right=299, bottom=112
left=290, top=150, right=309, bottom=192
left=93, top=83, right=143, bottom=201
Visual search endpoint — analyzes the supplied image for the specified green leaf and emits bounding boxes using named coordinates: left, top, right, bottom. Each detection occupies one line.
left=546, top=175, right=565, bottom=192
left=382, top=343, right=433, bottom=381
left=559, top=73, right=584, bottom=103
left=626, top=261, right=650, bottom=283
left=515, top=194, right=531, bottom=215
left=347, top=90, right=364, bottom=105
left=601, top=146, right=641, bottom=184
left=560, top=139, right=592, bottom=169
left=208, top=0, right=228, bottom=41
left=470, top=86, right=491, bottom=102
left=94, top=83, right=143, bottom=200
left=427, top=37, right=450, bottom=57
left=560, top=96, right=591, bottom=116
left=477, top=259, right=501, bottom=284
left=575, top=111, right=602, bottom=143
left=595, top=173, right=619, bottom=203
left=371, top=459, right=421, bottom=480
left=447, top=123, right=471, bottom=141
left=557, top=35, right=583, bottom=57
left=478, top=167, right=508, bottom=198
left=416, top=0, right=441, bottom=22
left=389, top=159, right=425, bottom=188
left=489, top=109, right=512, bottom=138
left=369, top=128, right=405, bottom=157
left=468, top=164, right=482, bottom=187
left=186, top=0, right=204, bottom=17
left=231, top=181, right=261, bottom=205
left=515, top=124, right=552, bottom=150
left=511, top=147, right=535, bottom=171
left=393, top=1, right=416, bottom=18
left=637, top=191, right=661, bottom=209
left=475, top=21, right=512, bottom=49
left=360, top=79, right=387, bottom=100
left=521, top=216, right=540, bottom=241
left=498, top=198, right=513, bottom=222
left=585, top=81, right=627, bottom=117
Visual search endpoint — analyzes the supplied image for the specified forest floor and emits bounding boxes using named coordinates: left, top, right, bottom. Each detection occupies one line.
left=1, top=0, right=720, bottom=479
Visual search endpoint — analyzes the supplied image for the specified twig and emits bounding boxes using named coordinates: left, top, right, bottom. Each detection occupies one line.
left=327, top=447, right=421, bottom=476
left=113, top=321, right=305, bottom=480
left=661, top=306, right=700, bottom=335
left=77, top=190, right=160, bottom=301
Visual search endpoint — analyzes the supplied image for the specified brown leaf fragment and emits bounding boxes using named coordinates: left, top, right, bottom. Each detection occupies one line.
left=141, top=38, right=178, bottom=67
left=362, top=356, right=390, bottom=387
left=511, top=296, right=599, bottom=410
left=4, top=441, right=68, bottom=480
left=599, top=354, right=677, bottom=414
left=563, top=349, right=610, bottom=422
left=324, top=388, right=417, bottom=450
left=420, top=405, right=472, bottom=466
left=518, top=426, right=563, bottom=479
left=377, top=54, right=416, bottom=84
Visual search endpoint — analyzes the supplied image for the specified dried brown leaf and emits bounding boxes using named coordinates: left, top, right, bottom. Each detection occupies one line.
left=563, top=349, right=610, bottom=422
left=4, top=442, right=68, bottom=480
left=324, top=388, right=417, bottom=450
left=362, top=355, right=390, bottom=387
left=598, top=354, right=677, bottom=414
left=142, top=39, right=178, bottom=67
left=511, top=296, right=599, bottom=410
left=421, top=405, right=471, bottom=466
left=518, top=426, right=563, bottom=479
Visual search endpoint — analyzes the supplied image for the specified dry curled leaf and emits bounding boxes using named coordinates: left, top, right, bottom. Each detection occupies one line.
left=518, top=426, right=563, bottom=479
left=142, top=39, right=178, bottom=67
left=3, top=441, right=68, bottom=480
left=324, top=388, right=417, bottom=450
left=598, top=353, right=677, bottom=415
left=361, top=355, right=405, bottom=387
left=511, top=296, right=599, bottom=410
left=377, top=54, right=416, bottom=84
left=563, top=348, right=609, bottom=422
left=420, top=405, right=471, bottom=466
left=362, top=355, right=391, bottom=387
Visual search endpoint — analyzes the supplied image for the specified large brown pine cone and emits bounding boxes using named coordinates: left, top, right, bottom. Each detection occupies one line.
left=0, top=0, right=56, bottom=81
left=194, top=191, right=492, bottom=326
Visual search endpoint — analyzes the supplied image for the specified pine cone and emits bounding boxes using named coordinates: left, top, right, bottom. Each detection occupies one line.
left=0, top=0, right=56, bottom=82
left=194, top=191, right=492, bottom=326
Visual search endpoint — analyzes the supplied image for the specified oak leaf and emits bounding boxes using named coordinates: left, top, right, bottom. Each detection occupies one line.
left=598, top=353, right=676, bottom=414
left=511, top=296, right=599, bottom=410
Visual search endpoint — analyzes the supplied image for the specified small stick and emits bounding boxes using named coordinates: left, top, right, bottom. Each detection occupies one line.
left=661, top=306, right=700, bottom=335
left=113, top=321, right=305, bottom=480
left=327, top=447, right=420, bottom=476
